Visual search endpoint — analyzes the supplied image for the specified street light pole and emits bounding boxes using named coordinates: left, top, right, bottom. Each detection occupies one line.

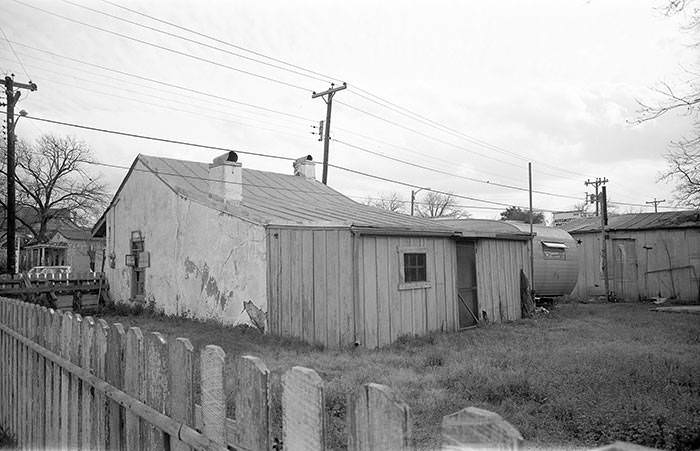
left=410, top=187, right=430, bottom=216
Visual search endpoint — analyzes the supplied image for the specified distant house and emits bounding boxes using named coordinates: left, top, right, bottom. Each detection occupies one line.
left=93, top=152, right=532, bottom=347
left=22, top=222, right=104, bottom=273
left=563, top=211, right=700, bottom=302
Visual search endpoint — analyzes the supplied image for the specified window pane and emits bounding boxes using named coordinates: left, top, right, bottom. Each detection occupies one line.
left=404, top=252, right=427, bottom=282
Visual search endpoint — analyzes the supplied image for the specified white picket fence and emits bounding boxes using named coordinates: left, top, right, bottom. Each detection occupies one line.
left=0, top=296, right=525, bottom=450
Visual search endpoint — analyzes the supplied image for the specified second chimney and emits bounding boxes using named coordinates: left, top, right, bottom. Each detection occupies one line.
left=209, top=151, right=242, bottom=204
left=293, top=155, right=316, bottom=180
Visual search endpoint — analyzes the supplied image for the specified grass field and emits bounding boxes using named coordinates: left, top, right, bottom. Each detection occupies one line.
left=100, top=302, right=700, bottom=450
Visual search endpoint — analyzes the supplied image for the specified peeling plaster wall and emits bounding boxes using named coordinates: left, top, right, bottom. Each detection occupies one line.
left=105, top=160, right=267, bottom=324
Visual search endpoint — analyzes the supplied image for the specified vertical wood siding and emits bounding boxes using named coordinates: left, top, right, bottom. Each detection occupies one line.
left=474, top=239, right=529, bottom=323
left=357, top=235, right=457, bottom=349
left=572, top=228, right=700, bottom=302
left=267, top=228, right=355, bottom=348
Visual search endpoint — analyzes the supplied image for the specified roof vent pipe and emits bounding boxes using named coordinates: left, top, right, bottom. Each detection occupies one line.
left=209, top=152, right=242, bottom=204
left=293, top=155, right=316, bottom=180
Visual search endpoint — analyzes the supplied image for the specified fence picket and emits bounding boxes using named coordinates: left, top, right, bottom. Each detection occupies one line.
left=146, top=332, right=170, bottom=451
left=93, top=319, right=109, bottom=450
left=124, top=327, right=145, bottom=451
left=201, top=345, right=226, bottom=445
left=70, top=314, right=83, bottom=449
left=229, top=355, right=271, bottom=450
left=0, top=301, right=6, bottom=437
left=348, top=383, right=412, bottom=451
left=9, top=301, right=15, bottom=441
left=34, top=306, right=46, bottom=448
left=20, top=302, right=28, bottom=448
left=169, top=337, right=194, bottom=451
left=282, top=366, right=325, bottom=451
left=49, top=309, right=62, bottom=447
left=106, top=323, right=126, bottom=451
left=59, top=311, right=73, bottom=449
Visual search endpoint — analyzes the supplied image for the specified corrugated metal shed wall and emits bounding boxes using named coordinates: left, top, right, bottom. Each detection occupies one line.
left=357, top=235, right=457, bottom=348
left=474, top=239, right=529, bottom=322
left=267, top=227, right=355, bottom=348
left=572, top=228, right=700, bottom=301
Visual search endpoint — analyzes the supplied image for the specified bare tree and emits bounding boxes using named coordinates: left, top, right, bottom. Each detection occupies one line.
left=416, top=192, right=469, bottom=218
left=364, top=192, right=407, bottom=213
left=1, top=135, right=108, bottom=242
left=635, top=0, right=700, bottom=207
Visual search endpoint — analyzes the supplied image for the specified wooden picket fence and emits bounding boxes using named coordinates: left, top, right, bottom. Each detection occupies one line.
left=0, top=296, right=525, bottom=450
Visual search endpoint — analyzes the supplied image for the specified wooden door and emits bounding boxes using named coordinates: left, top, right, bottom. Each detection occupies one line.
left=613, top=239, right=638, bottom=301
left=456, top=243, right=478, bottom=328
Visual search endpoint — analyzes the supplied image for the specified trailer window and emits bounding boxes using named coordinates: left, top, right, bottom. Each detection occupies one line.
left=542, top=241, right=566, bottom=260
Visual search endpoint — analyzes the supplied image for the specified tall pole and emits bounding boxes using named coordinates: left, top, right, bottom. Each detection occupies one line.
left=528, top=163, right=535, bottom=294
left=645, top=198, right=665, bottom=213
left=312, top=82, right=346, bottom=185
left=411, top=190, right=416, bottom=216
left=4, top=76, right=37, bottom=274
left=601, top=186, right=610, bottom=302
left=585, top=177, right=608, bottom=216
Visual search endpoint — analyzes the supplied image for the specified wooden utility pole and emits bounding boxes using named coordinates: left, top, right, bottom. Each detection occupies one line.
left=600, top=186, right=610, bottom=301
left=645, top=198, right=665, bottom=213
left=4, top=75, right=37, bottom=274
left=584, top=177, right=608, bottom=216
left=312, top=82, right=346, bottom=185
left=528, top=163, right=535, bottom=295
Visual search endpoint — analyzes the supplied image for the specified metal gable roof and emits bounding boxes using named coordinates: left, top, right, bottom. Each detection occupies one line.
left=136, top=154, right=455, bottom=233
left=562, top=210, right=700, bottom=233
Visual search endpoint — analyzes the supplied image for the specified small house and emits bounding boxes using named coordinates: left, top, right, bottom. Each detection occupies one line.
left=563, top=211, right=700, bottom=302
left=22, top=223, right=105, bottom=273
left=93, top=152, right=537, bottom=347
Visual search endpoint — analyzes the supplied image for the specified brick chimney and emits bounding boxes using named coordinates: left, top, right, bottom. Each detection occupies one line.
left=293, top=155, right=315, bottom=180
left=209, top=151, right=242, bottom=204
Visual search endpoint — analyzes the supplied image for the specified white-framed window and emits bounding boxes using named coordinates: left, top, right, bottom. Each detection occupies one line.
left=542, top=241, right=567, bottom=260
left=398, top=246, right=431, bottom=290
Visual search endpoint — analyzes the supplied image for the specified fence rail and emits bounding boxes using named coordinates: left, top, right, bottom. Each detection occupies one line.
left=0, top=296, right=526, bottom=450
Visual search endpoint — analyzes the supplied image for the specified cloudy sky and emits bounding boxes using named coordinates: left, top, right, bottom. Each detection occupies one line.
left=0, top=0, right=696, bottom=220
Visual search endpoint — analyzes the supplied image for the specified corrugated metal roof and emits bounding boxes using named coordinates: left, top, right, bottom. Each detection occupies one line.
left=562, top=210, right=700, bottom=233
left=137, top=155, right=454, bottom=233
left=435, top=219, right=531, bottom=240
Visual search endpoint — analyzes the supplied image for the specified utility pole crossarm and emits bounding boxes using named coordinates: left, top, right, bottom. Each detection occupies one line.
left=311, top=82, right=347, bottom=99
left=12, top=81, right=37, bottom=91
left=645, top=198, right=666, bottom=213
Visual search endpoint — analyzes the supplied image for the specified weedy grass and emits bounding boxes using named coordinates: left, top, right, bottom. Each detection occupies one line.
left=0, top=425, right=15, bottom=449
left=100, top=303, right=700, bottom=450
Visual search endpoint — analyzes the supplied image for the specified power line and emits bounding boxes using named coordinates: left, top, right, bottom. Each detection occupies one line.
left=60, top=0, right=334, bottom=85
left=97, top=0, right=345, bottom=85
left=6, top=40, right=315, bottom=122
left=11, top=112, right=545, bottom=210
left=10, top=0, right=313, bottom=92
left=347, top=86, right=593, bottom=179
left=333, top=138, right=583, bottom=201
left=0, top=25, right=31, bottom=80
left=0, top=56, right=312, bottom=138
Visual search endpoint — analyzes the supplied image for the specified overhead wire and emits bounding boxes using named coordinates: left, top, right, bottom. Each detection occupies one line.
left=59, top=0, right=334, bottom=85
left=10, top=0, right=313, bottom=92
left=0, top=25, right=31, bottom=80
left=7, top=112, right=550, bottom=210
left=96, top=0, right=345, bottom=85
left=0, top=55, right=312, bottom=137
left=6, top=40, right=315, bottom=122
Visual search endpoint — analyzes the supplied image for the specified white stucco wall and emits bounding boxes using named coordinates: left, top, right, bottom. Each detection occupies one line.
left=105, top=160, right=267, bottom=324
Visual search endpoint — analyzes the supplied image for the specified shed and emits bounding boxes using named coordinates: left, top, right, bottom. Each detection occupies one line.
left=562, top=210, right=700, bottom=302
left=435, top=219, right=532, bottom=326
left=507, top=222, right=579, bottom=298
left=94, top=152, right=471, bottom=348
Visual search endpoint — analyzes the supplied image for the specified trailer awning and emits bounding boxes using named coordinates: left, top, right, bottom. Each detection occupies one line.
left=541, top=241, right=567, bottom=249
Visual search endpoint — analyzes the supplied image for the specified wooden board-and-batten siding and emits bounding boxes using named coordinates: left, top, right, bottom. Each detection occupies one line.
left=473, top=239, right=529, bottom=323
left=266, top=228, right=459, bottom=348
left=267, top=228, right=355, bottom=348
left=357, top=235, right=458, bottom=348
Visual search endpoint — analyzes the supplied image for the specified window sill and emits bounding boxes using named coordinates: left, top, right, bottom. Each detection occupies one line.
left=398, top=281, right=432, bottom=291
